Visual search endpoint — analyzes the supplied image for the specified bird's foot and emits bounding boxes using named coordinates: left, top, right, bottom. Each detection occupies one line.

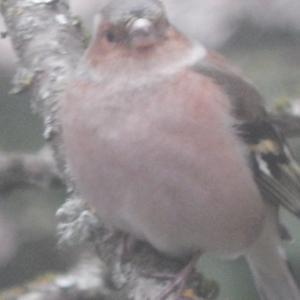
left=146, top=255, right=200, bottom=300
left=117, top=233, right=137, bottom=263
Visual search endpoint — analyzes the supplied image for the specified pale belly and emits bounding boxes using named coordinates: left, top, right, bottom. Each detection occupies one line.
left=61, top=74, right=266, bottom=258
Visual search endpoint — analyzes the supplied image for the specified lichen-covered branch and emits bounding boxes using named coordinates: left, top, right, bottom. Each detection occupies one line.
left=1, top=1, right=214, bottom=300
left=1, top=0, right=85, bottom=177
left=0, top=255, right=111, bottom=300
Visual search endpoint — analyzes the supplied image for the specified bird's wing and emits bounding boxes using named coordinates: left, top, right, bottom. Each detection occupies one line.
left=192, top=53, right=300, bottom=219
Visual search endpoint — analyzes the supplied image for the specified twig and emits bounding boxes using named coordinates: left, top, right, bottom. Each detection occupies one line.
left=269, top=113, right=300, bottom=138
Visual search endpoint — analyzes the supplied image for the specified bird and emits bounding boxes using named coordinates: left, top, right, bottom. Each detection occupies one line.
left=59, top=0, right=300, bottom=299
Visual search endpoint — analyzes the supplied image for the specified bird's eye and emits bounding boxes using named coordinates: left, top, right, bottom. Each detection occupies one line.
left=106, top=31, right=116, bottom=43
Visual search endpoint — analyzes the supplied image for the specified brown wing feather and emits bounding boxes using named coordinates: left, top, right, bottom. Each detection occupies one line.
left=192, top=55, right=300, bottom=218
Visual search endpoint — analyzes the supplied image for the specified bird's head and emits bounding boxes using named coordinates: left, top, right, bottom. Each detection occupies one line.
left=92, top=0, right=171, bottom=50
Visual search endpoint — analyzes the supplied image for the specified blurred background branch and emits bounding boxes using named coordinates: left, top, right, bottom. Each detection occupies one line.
left=270, top=114, right=300, bottom=138
left=0, top=147, right=62, bottom=193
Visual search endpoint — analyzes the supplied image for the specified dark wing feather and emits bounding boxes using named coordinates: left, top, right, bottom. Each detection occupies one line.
left=192, top=55, right=300, bottom=218
left=249, top=142, right=300, bottom=217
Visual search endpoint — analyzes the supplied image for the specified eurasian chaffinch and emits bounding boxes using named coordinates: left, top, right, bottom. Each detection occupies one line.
left=60, top=0, right=300, bottom=299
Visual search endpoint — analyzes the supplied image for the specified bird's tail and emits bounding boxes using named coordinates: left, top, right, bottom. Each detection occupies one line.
left=246, top=206, right=300, bottom=300
left=247, top=250, right=300, bottom=300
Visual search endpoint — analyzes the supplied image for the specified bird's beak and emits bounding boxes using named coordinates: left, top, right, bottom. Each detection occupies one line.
left=128, top=18, right=157, bottom=48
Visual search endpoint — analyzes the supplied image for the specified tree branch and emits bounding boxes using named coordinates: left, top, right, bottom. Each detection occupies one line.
left=1, top=0, right=85, bottom=177
left=0, top=255, right=111, bottom=300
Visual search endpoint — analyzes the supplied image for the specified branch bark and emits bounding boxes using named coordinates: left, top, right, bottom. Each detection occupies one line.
left=1, top=0, right=85, bottom=177
left=0, top=255, right=110, bottom=300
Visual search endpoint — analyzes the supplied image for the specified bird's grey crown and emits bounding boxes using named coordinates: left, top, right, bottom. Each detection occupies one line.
left=101, top=0, right=165, bottom=25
